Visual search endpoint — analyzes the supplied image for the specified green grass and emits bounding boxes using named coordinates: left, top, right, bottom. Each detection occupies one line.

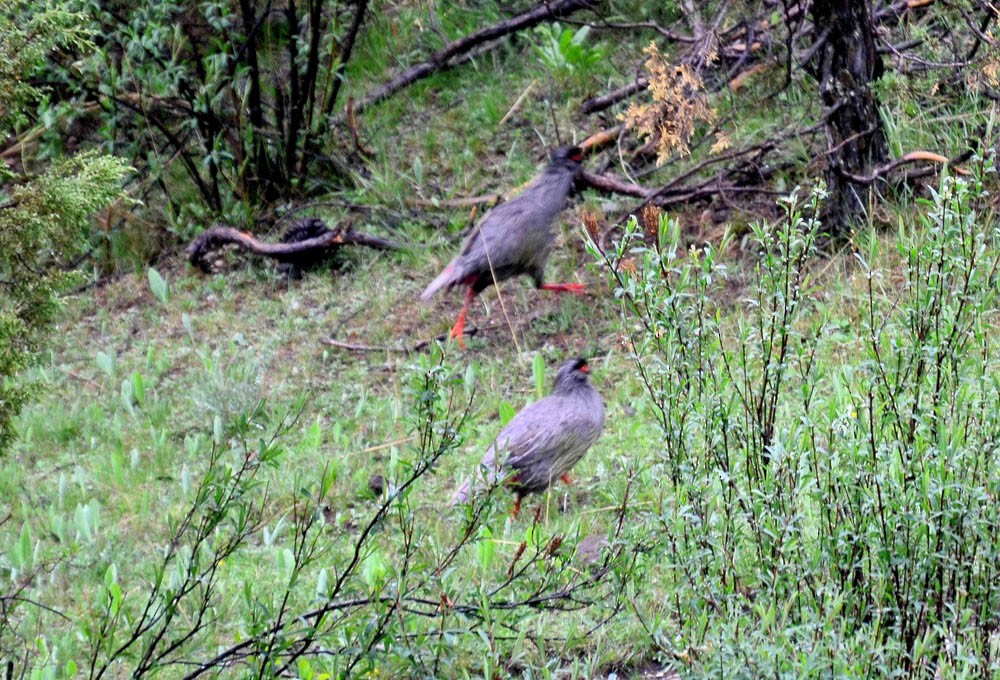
left=4, top=232, right=651, bottom=674
left=7, top=170, right=1000, bottom=677
left=5, top=2, right=1000, bottom=677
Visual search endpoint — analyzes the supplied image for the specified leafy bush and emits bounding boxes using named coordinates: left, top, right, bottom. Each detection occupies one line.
left=533, top=22, right=606, bottom=77
left=0, top=2, right=127, bottom=455
left=38, top=0, right=366, bottom=234
left=589, top=169, right=1000, bottom=674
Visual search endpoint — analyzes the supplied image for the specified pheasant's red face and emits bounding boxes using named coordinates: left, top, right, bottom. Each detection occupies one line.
left=578, top=363, right=590, bottom=373
left=571, top=152, right=584, bottom=163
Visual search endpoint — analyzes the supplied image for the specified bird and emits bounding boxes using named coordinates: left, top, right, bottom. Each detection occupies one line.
left=421, top=146, right=586, bottom=346
left=451, top=357, right=605, bottom=518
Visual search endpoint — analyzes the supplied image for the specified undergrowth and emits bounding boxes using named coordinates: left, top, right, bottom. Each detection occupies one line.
left=4, top=159, right=1000, bottom=677
left=588, top=160, right=1000, bottom=676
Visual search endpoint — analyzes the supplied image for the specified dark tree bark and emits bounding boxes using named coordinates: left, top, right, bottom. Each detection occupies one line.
left=807, top=0, right=889, bottom=236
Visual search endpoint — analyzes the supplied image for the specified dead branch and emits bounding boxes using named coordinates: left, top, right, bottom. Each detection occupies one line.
left=343, top=0, right=591, bottom=120
left=837, top=149, right=972, bottom=184
left=579, top=170, right=651, bottom=198
left=346, top=97, right=374, bottom=158
left=584, top=18, right=695, bottom=43
left=580, top=80, right=649, bottom=115
left=321, top=326, right=484, bottom=353
left=186, top=221, right=400, bottom=273
left=410, top=193, right=503, bottom=209
left=579, top=126, right=625, bottom=152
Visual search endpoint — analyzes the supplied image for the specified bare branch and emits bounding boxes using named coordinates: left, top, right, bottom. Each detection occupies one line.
left=186, top=222, right=400, bottom=273
left=580, top=79, right=649, bottom=115
left=837, top=149, right=972, bottom=185
left=579, top=170, right=651, bottom=198
left=343, top=0, right=592, bottom=119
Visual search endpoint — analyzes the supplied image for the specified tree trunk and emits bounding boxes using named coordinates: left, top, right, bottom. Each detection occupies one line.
left=808, top=0, right=888, bottom=236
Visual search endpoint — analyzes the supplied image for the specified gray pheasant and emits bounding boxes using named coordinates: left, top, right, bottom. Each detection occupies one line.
left=451, top=357, right=604, bottom=517
left=421, top=146, right=586, bottom=345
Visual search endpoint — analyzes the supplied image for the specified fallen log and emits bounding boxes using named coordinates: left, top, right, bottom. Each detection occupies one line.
left=186, top=217, right=400, bottom=274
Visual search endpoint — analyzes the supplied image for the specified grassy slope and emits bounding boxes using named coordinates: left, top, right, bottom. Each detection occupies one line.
left=7, top=237, right=657, bottom=673
left=4, top=2, right=1000, bottom=678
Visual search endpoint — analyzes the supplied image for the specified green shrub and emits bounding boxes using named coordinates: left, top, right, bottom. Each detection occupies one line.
left=590, top=169, right=1000, bottom=674
left=38, top=0, right=365, bottom=235
left=0, top=2, right=128, bottom=455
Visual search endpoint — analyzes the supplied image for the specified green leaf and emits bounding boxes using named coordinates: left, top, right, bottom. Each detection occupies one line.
left=362, top=552, right=388, bottom=591
left=15, top=522, right=33, bottom=571
left=147, top=267, right=169, bottom=303
left=533, top=354, right=546, bottom=398
left=499, top=401, right=515, bottom=426
left=74, top=500, right=101, bottom=541
left=213, top=415, right=224, bottom=444
left=524, top=523, right=540, bottom=549
left=413, top=155, right=423, bottom=185
left=131, top=371, right=145, bottom=405
left=476, top=526, right=495, bottom=570
left=464, top=363, right=477, bottom=396
left=558, top=28, right=573, bottom=52
left=120, top=378, right=135, bottom=414
left=95, top=350, right=116, bottom=377
left=277, top=548, right=295, bottom=582
left=180, top=464, right=192, bottom=495
left=315, top=568, right=329, bottom=598
left=108, top=582, right=123, bottom=616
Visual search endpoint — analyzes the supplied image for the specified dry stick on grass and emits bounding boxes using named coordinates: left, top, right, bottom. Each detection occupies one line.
left=579, top=126, right=625, bottom=152
left=579, top=169, right=650, bottom=198
left=339, top=0, right=591, bottom=121
left=412, top=194, right=504, bottom=209
left=321, top=309, right=552, bottom=354
left=185, top=224, right=400, bottom=273
left=321, top=327, right=485, bottom=353
left=498, top=79, right=537, bottom=128
left=580, top=80, right=650, bottom=115
left=837, top=149, right=973, bottom=184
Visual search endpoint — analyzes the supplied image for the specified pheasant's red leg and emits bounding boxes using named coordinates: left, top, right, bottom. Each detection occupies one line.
left=560, top=473, right=573, bottom=485
left=448, top=287, right=476, bottom=349
left=541, top=282, right=586, bottom=295
left=511, top=495, right=522, bottom=519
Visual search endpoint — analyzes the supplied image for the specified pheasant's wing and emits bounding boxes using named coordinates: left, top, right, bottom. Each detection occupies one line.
left=459, top=199, right=534, bottom=261
left=453, top=394, right=595, bottom=506
left=423, top=200, right=535, bottom=298
left=496, top=396, right=592, bottom=471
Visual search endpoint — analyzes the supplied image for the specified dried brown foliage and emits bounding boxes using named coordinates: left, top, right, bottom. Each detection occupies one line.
left=619, top=43, right=722, bottom=165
